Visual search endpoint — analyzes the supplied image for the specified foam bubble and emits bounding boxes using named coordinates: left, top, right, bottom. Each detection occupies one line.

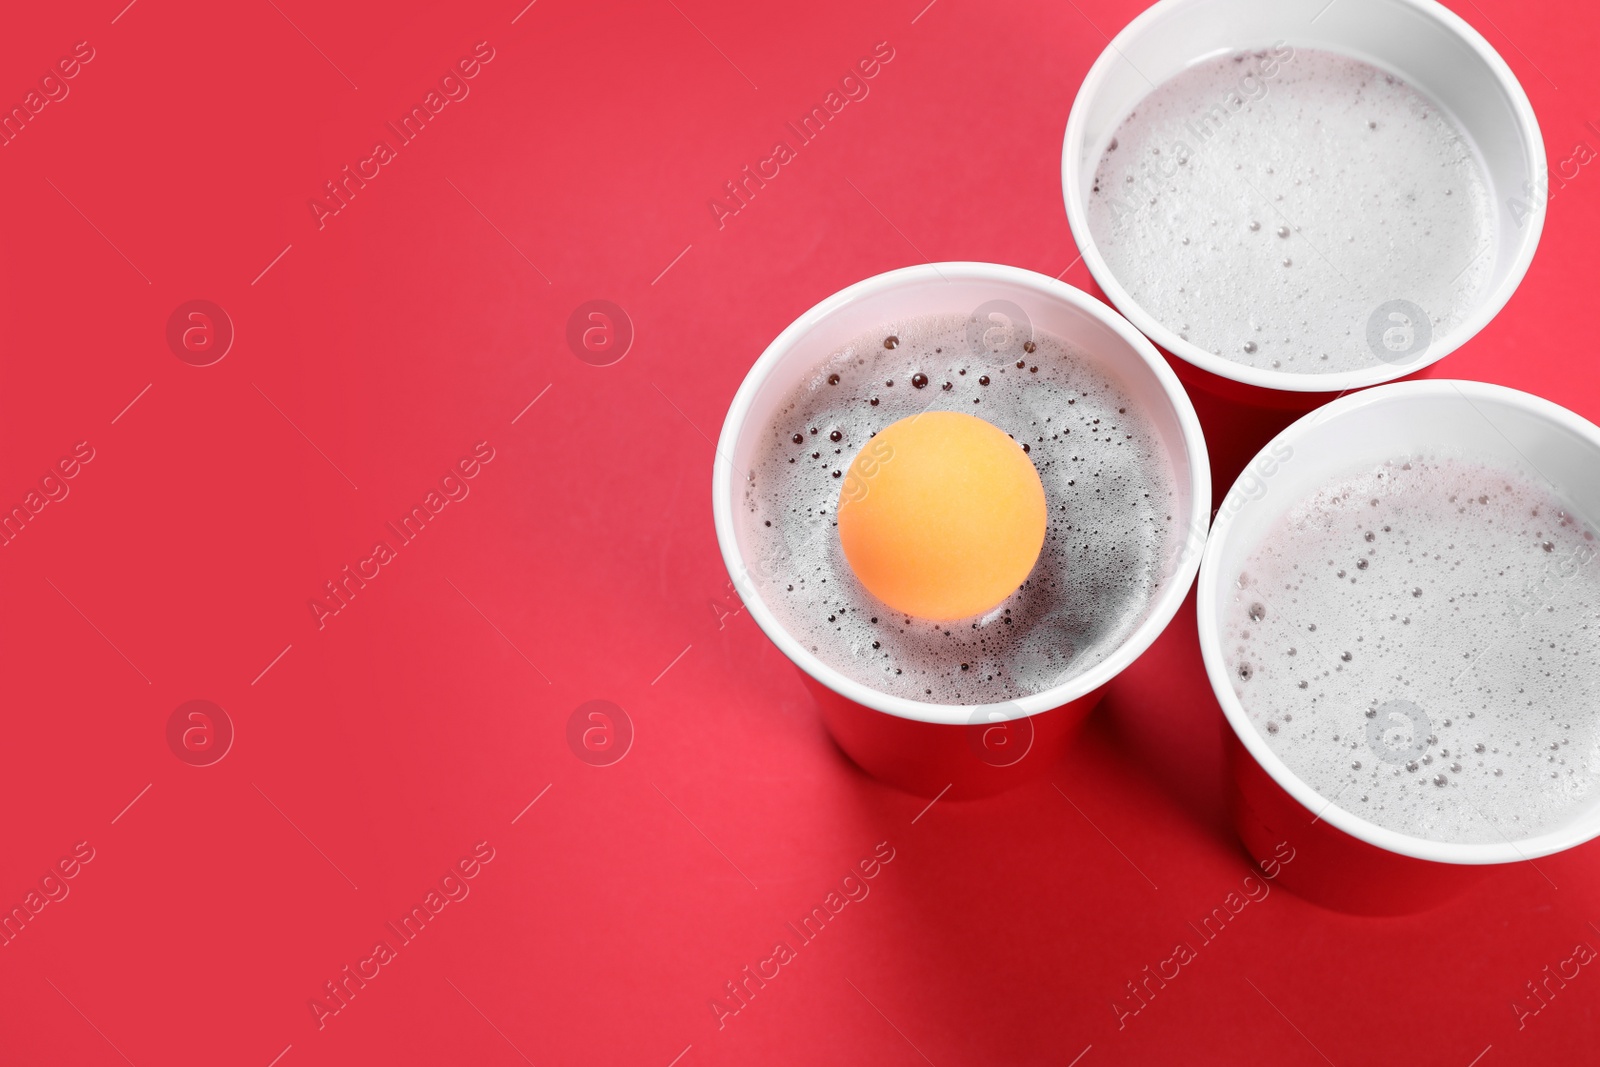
left=1226, top=455, right=1600, bottom=843
left=1087, top=48, right=1494, bottom=373
left=741, top=314, right=1179, bottom=703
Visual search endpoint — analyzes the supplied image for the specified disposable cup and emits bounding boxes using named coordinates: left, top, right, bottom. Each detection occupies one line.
left=713, top=263, right=1211, bottom=798
left=1062, top=0, right=1546, bottom=406
left=1198, top=380, right=1600, bottom=911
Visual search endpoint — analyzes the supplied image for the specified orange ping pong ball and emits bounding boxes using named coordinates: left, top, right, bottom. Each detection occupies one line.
left=837, top=411, right=1047, bottom=621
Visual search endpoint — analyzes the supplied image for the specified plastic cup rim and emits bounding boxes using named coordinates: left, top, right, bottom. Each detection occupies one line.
left=1197, top=379, right=1600, bottom=865
left=712, top=261, right=1211, bottom=727
left=1060, top=0, right=1547, bottom=394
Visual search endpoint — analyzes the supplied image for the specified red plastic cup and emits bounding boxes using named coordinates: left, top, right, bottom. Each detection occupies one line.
left=1198, top=381, right=1600, bottom=912
left=713, top=263, right=1211, bottom=798
left=1061, top=0, right=1546, bottom=408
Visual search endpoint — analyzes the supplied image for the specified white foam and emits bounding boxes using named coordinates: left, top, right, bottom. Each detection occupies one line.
left=1226, top=455, right=1600, bottom=843
left=740, top=313, right=1179, bottom=704
left=1087, top=47, right=1495, bottom=374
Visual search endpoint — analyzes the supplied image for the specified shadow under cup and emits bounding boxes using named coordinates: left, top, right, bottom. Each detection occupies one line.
left=1199, top=382, right=1600, bottom=913
left=713, top=263, right=1210, bottom=799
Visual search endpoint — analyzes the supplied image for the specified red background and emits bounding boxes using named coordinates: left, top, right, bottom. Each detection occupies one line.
left=1, top=0, right=1597, bottom=1064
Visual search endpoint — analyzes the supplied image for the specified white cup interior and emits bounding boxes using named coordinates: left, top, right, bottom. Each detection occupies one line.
left=1062, top=0, right=1546, bottom=393
left=1198, top=380, right=1600, bottom=863
left=714, top=263, right=1211, bottom=725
